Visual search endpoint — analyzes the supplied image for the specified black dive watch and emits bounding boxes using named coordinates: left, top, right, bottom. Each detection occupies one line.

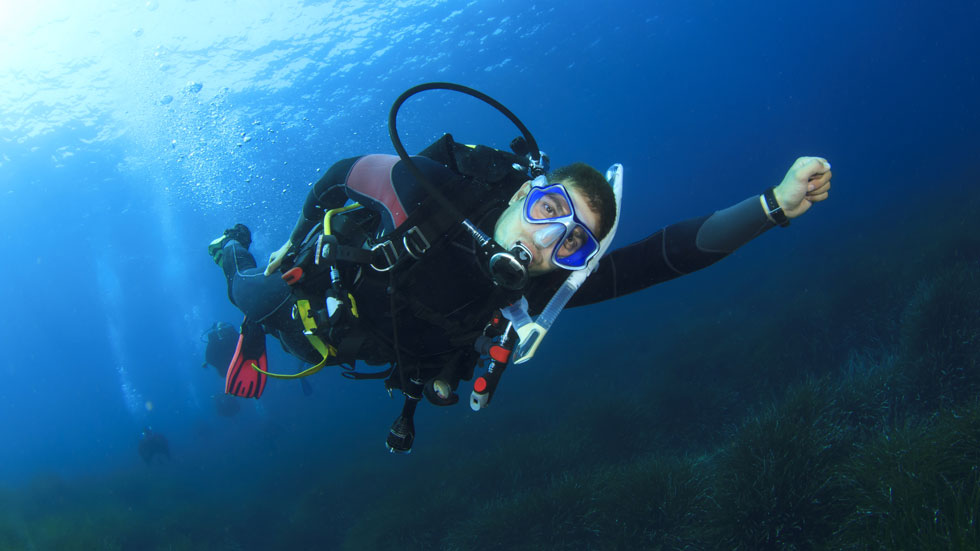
left=763, top=187, right=790, bottom=227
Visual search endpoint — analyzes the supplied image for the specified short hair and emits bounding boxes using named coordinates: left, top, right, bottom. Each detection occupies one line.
left=548, top=162, right=617, bottom=240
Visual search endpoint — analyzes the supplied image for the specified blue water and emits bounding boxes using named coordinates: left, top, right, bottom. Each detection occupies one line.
left=1, top=0, right=979, bottom=546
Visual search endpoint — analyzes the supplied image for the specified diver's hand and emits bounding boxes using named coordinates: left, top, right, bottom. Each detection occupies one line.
left=264, top=241, right=293, bottom=276
left=771, top=157, right=832, bottom=219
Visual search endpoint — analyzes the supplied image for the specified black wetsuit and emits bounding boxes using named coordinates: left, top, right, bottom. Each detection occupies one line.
left=217, top=141, right=776, bottom=381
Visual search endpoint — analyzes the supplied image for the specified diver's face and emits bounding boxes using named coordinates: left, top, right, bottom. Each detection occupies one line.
left=493, top=180, right=601, bottom=276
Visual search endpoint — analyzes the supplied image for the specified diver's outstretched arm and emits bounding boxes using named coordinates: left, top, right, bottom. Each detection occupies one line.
left=567, top=156, right=833, bottom=307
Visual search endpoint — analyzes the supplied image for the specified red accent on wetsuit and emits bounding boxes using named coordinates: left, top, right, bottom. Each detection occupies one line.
left=345, top=154, right=407, bottom=228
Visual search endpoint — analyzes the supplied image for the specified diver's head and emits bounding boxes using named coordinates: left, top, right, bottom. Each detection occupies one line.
left=494, top=162, right=616, bottom=276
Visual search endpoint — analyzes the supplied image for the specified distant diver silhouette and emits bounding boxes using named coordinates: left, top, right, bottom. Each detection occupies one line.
left=202, top=321, right=240, bottom=378
left=138, top=426, right=171, bottom=464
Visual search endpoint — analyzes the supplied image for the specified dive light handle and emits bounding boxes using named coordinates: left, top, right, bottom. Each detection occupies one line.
left=470, top=323, right=517, bottom=411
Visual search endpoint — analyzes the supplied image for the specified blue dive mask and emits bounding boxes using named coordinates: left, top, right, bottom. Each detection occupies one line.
left=522, top=175, right=600, bottom=270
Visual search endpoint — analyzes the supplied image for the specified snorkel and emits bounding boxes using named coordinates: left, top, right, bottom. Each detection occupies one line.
left=387, top=82, right=546, bottom=290
left=504, top=164, right=624, bottom=363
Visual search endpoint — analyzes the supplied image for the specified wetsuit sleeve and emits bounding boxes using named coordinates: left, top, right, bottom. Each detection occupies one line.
left=567, top=195, right=776, bottom=308
left=287, top=157, right=360, bottom=245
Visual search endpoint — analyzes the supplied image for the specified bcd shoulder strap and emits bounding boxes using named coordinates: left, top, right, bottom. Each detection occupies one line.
left=355, top=135, right=531, bottom=272
left=419, top=133, right=531, bottom=185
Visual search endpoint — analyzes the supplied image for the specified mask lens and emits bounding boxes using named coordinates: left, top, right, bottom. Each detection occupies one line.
left=522, top=182, right=601, bottom=270
left=554, top=235, right=599, bottom=269
left=526, top=190, right=571, bottom=222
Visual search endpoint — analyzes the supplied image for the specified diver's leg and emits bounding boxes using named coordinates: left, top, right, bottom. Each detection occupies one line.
left=208, top=224, right=255, bottom=305
left=221, top=241, right=257, bottom=283
left=209, top=224, right=320, bottom=368
left=217, top=241, right=257, bottom=307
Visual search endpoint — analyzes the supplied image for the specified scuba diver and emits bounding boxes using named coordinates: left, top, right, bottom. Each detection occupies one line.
left=207, top=83, right=832, bottom=453
left=137, top=426, right=171, bottom=464
left=202, top=321, right=240, bottom=378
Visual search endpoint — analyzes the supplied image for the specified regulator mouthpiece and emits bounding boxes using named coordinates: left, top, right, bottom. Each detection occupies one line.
left=510, top=242, right=532, bottom=265
left=488, top=243, right=531, bottom=290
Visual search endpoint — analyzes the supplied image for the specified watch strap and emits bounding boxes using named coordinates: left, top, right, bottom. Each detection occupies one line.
left=763, top=187, right=790, bottom=227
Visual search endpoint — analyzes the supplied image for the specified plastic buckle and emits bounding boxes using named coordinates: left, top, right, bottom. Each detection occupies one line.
left=282, top=267, right=304, bottom=285
left=292, top=299, right=319, bottom=335
left=370, top=241, right=398, bottom=272
left=402, top=227, right=431, bottom=260
left=317, top=234, right=339, bottom=265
